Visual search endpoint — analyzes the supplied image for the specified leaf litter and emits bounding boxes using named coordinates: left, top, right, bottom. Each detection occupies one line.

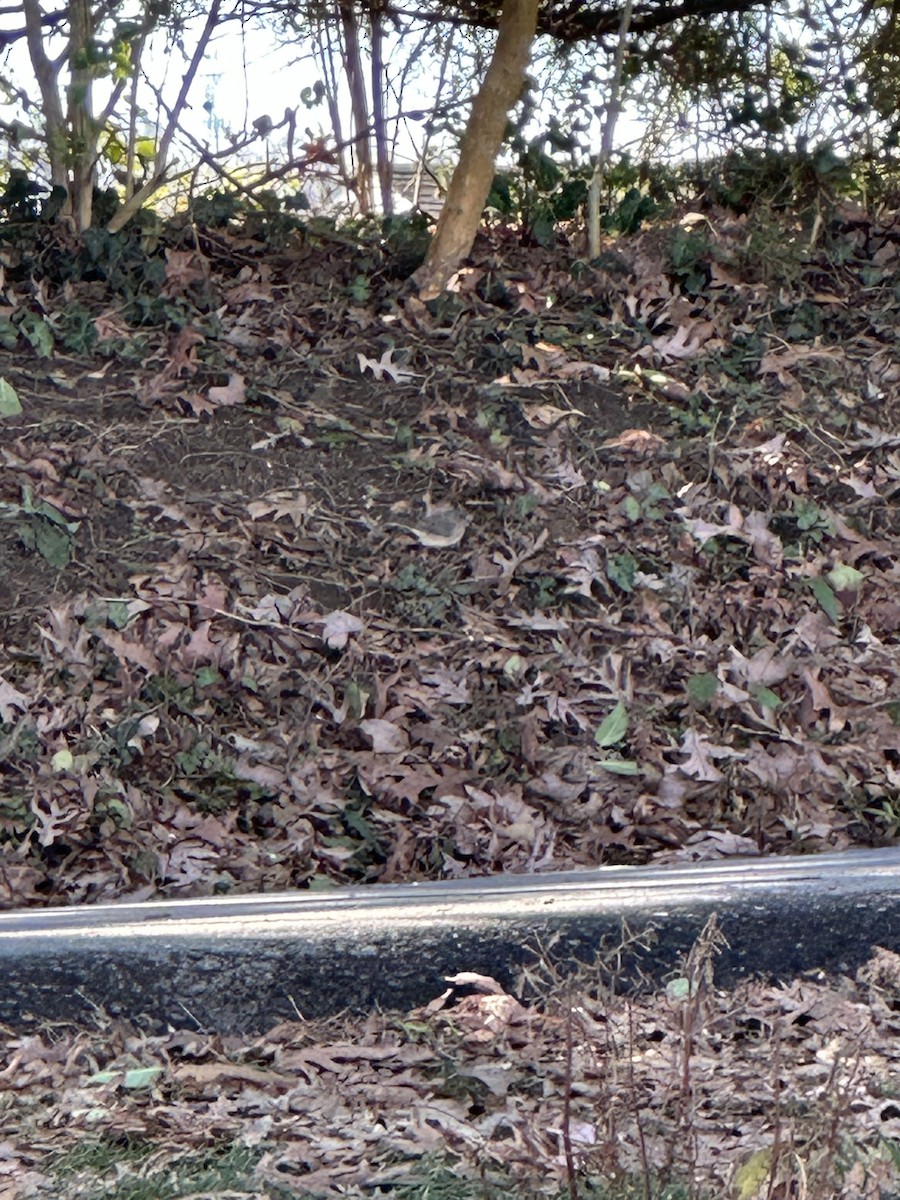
left=1, top=208, right=900, bottom=1194
left=3, top=942, right=900, bottom=1198
left=2, top=211, right=900, bottom=903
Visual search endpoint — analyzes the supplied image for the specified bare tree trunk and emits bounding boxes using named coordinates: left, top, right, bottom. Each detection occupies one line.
left=587, top=0, right=633, bottom=258
left=22, top=0, right=67, bottom=189
left=414, top=0, right=540, bottom=299
left=370, top=0, right=392, bottom=214
left=67, top=0, right=95, bottom=230
left=340, top=0, right=374, bottom=212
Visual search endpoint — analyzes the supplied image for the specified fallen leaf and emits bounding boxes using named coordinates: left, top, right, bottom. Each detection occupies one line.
left=321, top=610, right=363, bottom=650
left=357, top=348, right=418, bottom=382
left=207, top=372, right=247, bottom=407
left=0, top=676, right=29, bottom=721
left=359, top=719, right=409, bottom=754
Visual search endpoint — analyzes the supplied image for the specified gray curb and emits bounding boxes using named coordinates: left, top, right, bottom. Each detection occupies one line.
left=1, top=848, right=899, bottom=1032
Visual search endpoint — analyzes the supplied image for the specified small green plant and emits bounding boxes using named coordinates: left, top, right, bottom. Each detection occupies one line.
left=594, top=699, right=639, bottom=775
left=487, top=136, right=588, bottom=246
left=603, top=185, right=659, bottom=234
left=669, top=227, right=711, bottom=295
left=190, top=187, right=308, bottom=244
left=381, top=210, right=433, bottom=276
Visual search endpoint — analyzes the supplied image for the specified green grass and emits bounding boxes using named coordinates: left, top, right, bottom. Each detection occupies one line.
left=41, top=1140, right=705, bottom=1200
left=43, top=1138, right=273, bottom=1199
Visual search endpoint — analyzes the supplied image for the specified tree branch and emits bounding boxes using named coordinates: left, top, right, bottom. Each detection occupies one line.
left=384, top=0, right=775, bottom=43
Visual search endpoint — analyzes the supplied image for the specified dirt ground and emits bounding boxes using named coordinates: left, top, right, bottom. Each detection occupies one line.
left=2, top=209, right=900, bottom=905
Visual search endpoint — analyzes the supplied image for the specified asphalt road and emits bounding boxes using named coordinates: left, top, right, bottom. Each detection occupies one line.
left=1, top=848, right=898, bottom=1031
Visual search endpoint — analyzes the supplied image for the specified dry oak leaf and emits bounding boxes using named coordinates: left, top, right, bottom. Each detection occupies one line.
left=207, top=372, right=247, bottom=408
left=0, top=676, right=28, bottom=721
left=649, top=319, right=718, bottom=361
left=321, top=610, right=363, bottom=649
left=172, top=1060, right=292, bottom=1089
left=521, top=403, right=585, bottom=429
left=676, top=729, right=743, bottom=782
left=93, top=310, right=132, bottom=342
left=357, top=348, right=419, bottom=382
left=359, top=718, right=409, bottom=754
left=246, top=489, right=309, bottom=525
left=161, top=247, right=208, bottom=296
left=601, top=428, right=665, bottom=455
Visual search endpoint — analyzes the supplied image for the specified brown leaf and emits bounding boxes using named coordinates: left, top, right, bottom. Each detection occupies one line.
left=358, top=719, right=409, bottom=754
left=207, top=372, right=247, bottom=408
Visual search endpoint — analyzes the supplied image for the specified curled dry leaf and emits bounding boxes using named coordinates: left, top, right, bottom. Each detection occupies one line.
left=357, top=348, right=418, bottom=382
left=601, top=427, right=665, bottom=454
left=207, top=372, right=246, bottom=407
left=359, top=718, right=409, bottom=754
left=321, top=610, right=363, bottom=650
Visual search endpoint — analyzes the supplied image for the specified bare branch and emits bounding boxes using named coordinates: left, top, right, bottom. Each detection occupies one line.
left=107, top=0, right=223, bottom=232
left=382, top=0, right=776, bottom=43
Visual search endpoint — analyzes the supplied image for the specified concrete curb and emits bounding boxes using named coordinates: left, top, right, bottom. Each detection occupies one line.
left=1, top=848, right=898, bottom=1032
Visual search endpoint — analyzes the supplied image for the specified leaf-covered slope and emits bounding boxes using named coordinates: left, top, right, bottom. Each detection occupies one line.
left=1, top=208, right=899, bottom=905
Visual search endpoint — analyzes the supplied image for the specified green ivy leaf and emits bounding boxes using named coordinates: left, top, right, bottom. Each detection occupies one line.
left=17, top=311, right=54, bottom=358
left=19, top=514, right=75, bottom=567
left=623, top=495, right=641, bottom=521
left=607, top=552, right=637, bottom=593
left=0, top=319, right=17, bottom=351
left=595, top=700, right=628, bottom=748
left=0, top=378, right=22, bottom=416
left=809, top=576, right=840, bottom=623
left=106, top=600, right=133, bottom=630
left=598, top=759, right=639, bottom=775
left=687, top=672, right=718, bottom=706
left=826, top=563, right=863, bottom=592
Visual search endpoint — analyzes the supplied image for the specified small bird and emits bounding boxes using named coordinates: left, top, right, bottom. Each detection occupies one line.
left=389, top=495, right=469, bottom=549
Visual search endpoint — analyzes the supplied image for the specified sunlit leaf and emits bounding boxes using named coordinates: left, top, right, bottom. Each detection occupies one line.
left=665, top=976, right=696, bottom=1001
left=595, top=700, right=629, bottom=748
left=734, top=1149, right=773, bottom=1200
left=826, top=562, right=863, bottom=592
left=87, top=1066, right=163, bottom=1089
left=504, top=653, right=525, bottom=678
left=0, top=378, right=22, bottom=416
left=598, top=759, right=639, bottom=775
left=51, top=749, right=74, bottom=772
